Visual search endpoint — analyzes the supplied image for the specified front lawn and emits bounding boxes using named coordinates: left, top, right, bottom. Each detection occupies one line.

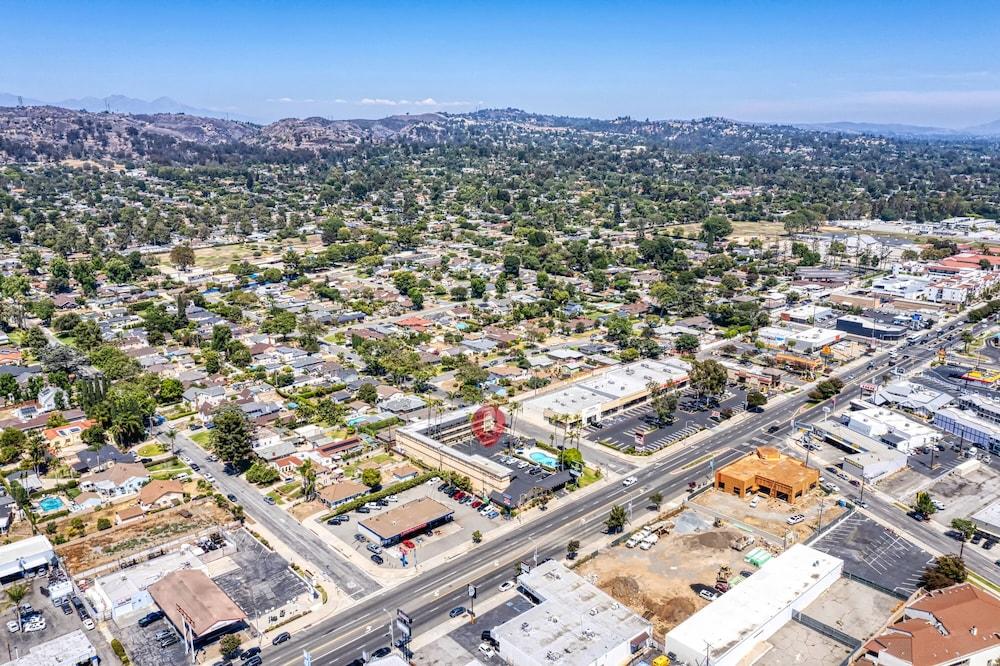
left=190, top=431, right=212, bottom=446
left=137, top=443, right=165, bottom=457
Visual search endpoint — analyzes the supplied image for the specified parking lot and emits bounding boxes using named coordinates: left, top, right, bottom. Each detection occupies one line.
left=116, top=614, right=190, bottom=666
left=0, top=573, right=114, bottom=664
left=589, top=387, right=748, bottom=453
left=323, top=480, right=504, bottom=571
left=811, top=513, right=932, bottom=597
left=451, top=434, right=568, bottom=496
left=413, top=594, right=533, bottom=666
left=214, top=529, right=312, bottom=631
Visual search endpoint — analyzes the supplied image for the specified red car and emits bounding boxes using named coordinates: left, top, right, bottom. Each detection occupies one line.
left=471, top=500, right=482, bottom=509
left=403, top=539, right=416, bottom=549
left=454, top=491, right=465, bottom=501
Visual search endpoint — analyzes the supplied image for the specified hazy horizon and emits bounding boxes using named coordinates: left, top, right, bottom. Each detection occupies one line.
left=6, top=0, right=1000, bottom=127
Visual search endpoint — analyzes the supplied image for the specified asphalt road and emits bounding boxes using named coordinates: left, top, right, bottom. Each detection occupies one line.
left=266, top=343, right=915, bottom=665
left=155, top=430, right=382, bottom=599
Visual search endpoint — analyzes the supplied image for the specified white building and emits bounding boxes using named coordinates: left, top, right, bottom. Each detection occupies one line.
left=756, top=325, right=842, bottom=353
left=845, top=407, right=942, bottom=454
left=88, top=546, right=206, bottom=622
left=666, top=544, right=843, bottom=666
left=0, top=535, right=54, bottom=581
left=493, top=560, right=652, bottom=666
left=0, top=629, right=96, bottom=666
left=523, top=358, right=690, bottom=425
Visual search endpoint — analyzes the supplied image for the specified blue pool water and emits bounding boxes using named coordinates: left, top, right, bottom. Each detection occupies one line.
left=38, top=496, right=64, bottom=512
left=528, top=451, right=558, bottom=468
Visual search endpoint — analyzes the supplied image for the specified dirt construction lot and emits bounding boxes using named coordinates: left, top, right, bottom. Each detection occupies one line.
left=576, top=508, right=776, bottom=637
left=692, top=487, right=845, bottom=544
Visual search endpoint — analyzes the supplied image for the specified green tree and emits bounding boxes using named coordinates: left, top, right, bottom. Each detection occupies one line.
left=746, top=390, right=767, bottom=410
left=605, top=504, right=628, bottom=533
left=298, top=459, right=317, bottom=500
left=689, top=359, right=728, bottom=400
left=649, top=491, right=663, bottom=510
left=245, top=461, right=279, bottom=485
left=211, top=404, right=255, bottom=465
left=951, top=518, right=977, bottom=557
left=674, top=333, right=700, bottom=354
left=361, top=468, right=381, bottom=488
left=210, top=324, right=233, bottom=352
left=219, top=634, right=241, bottom=658
left=357, top=383, right=378, bottom=404
left=5, top=583, right=27, bottom=631
left=700, top=215, right=733, bottom=244
left=158, top=378, right=183, bottom=404
left=170, top=244, right=196, bottom=271
left=915, top=491, right=937, bottom=516
left=262, top=309, right=297, bottom=341
left=471, top=529, right=483, bottom=544
left=921, top=554, right=967, bottom=590
left=97, top=517, right=112, bottom=531
left=567, top=539, right=581, bottom=557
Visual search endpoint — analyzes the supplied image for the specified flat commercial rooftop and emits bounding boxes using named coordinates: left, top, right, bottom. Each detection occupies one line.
left=492, top=560, right=651, bottom=666
left=0, top=535, right=54, bottom=578
left=667, top=544, right=843, bottom=663
left=524, top=358, right=689, bottom=416
left=360, top=497, right=454, bottom=540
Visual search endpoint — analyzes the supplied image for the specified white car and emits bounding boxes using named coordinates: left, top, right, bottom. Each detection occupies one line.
left=622, top=476, right=638, bottom=487
left=787, top=514, right=806, bottom=525
left=698, top=589, right=719, bottom=601
left=203, top=473, right=216, bottom=483
left=498, top=580, right=515, bottom=592
left=749, top=496, right=760, bottom=508
left=82, top=618, right=95, bottom=630
left=478, top=644, right=496, bottom=657
left=6, top=620, right=18, bottom=633
left=23, top=620, right=45, bottom=633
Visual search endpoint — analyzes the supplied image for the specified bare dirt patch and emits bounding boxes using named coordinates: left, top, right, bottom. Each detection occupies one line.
left=289, top=498, right=325, bottom=521
left=56, top=498, right=233, bottom=574
left=576, top=509, right=755, bottom=636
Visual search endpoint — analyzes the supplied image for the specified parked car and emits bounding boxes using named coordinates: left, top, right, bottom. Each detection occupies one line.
left=138, top=611, right=164, bottom=627
left=226, top=494, right=238, bottom=502
left=159, top=635, right=180, bottom=648
left=264, top=496, right=276, bottom=506
left=786, top=514, right=805, bottom=525
left=366, top=543, right=382, bottom=555
left=371, top=647, right=392, bottom=659
left=371, top=554, right=384, bottom=565
left=699, top=589, right=719, bottom=601
left=6, top=620, right=18, bottom=633
left=272, top=632, right=292, bottom=645
left=243, top=657, right=262, bottom=666
left=356, top=506, right=370, bottom=514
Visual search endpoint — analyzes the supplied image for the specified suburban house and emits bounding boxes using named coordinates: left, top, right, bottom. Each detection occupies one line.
left=81, top=463, right=150, bottom=498
left=318, top=480, right=368, bottom=508
left=137, top=480, right=185, bottom=510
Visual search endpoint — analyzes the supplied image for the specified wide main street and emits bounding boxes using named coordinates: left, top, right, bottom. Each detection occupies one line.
left=267, top=331, right=955, bottom=665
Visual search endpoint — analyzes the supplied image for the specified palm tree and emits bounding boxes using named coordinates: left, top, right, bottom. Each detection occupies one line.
left=298, top=459, right=317, bottom=501
left=165, top=428, right=177, bottom=454
left=5, top=583, right=27, bottom=631
left=25, top=436, right=47, bottom=479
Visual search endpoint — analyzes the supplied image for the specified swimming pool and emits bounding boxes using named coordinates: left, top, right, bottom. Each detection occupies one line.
left=38, top=496, right=64, bottom=512
left=528, top=450, right=558, bottom=469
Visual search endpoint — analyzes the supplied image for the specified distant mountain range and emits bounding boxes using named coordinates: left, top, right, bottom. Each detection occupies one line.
left=797, top=120, right=1000, bottom=138
left=0, top=92, right=253, bottom=122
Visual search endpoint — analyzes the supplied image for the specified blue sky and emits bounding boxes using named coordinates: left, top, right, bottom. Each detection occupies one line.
left=5, top=0, right=1000, bottom=126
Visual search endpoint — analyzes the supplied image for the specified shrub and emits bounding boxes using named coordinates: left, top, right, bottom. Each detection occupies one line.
left=111, top=638, right=131, bottom=665
left=97, top=518, right=112, bottom=531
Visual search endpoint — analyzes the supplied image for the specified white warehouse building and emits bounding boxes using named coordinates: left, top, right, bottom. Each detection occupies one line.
left=666, top=544, right=843, bottom=666
left=493, top=560, right=652, bottom=666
